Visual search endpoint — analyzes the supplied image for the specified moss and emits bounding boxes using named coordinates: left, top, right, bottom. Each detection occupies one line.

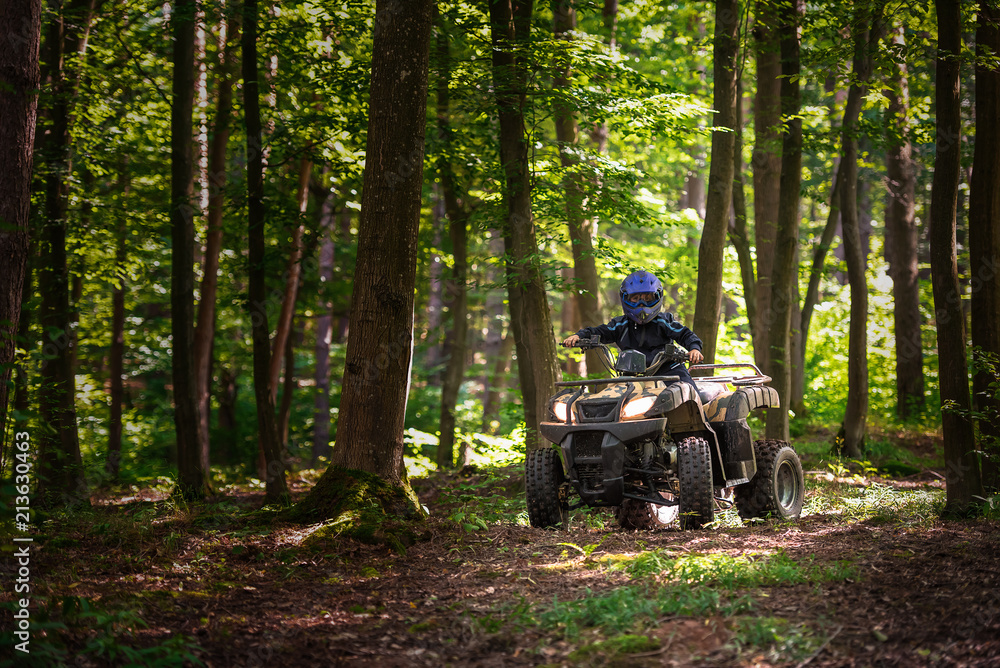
left=289, top=466, right=426, bottom=554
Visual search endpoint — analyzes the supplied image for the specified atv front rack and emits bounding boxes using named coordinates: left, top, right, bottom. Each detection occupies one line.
left=688, top=363, right=772, bottom=386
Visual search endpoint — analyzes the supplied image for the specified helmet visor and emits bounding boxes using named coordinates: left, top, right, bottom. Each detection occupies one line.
left=622, top=291, right=660, bottom=308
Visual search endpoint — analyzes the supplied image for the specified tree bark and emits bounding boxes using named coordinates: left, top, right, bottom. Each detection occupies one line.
left=243, top=0, right=289, bottom=502
left=299, top=0, right=432, bottom=497
left=970, top=1, right=1000, bottom=492
left=883, top=24, right=924, bottom=420
left=553, top=0, right=603, bottom=376
left=193, top=9, right=240, bottom=480
left=764, top=0, right=802, bottom=442
left=276, top=317, right=298, bottom=448
left=693, top=0, right=739, bottom=365
left=435, top=15, right=469, bottom=469
left=488, top=0, right=561, bottom=448
left=0, top=0, right=41, bottom=450
left=752, top=0, right=782, bottom=372
left=171, top=0, right=210, bottom=500
left=931, top=0, right=982, bottom=514
left=837, top=6, right=883, bottom=458
left=37, top=0, right=97, bottom=506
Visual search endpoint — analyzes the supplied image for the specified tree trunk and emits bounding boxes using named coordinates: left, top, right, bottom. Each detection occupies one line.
left=883, top=24, right=924, bottom=420
left=37, top=0, right=96, bottom=507
left=276, top=317, right=297, bottom=448
left=488, top=0, right=561, bottom=448
left=171, top=0, right=210, bottom=500
left=752, top=0, right=782, bottom=372
left=553, top=0, right=602, bottom=376
left=243, top=0, right=289, bottom=503
left=436, top=16, right=469, bottom=469
left=107, top=161, right=129, bottom=481
left=0, top=0, right=41, bottom=450
left=729, top=78, right=756, bottom=347
left=692, top=0, right=739, bottom=365
left=837, top=6, right=883, bottom=458
left=312, top=186, right=336, bottom=465
left=297, top=0, right=433, bottom=505
left=588, top=0, right=618, bottom=149
left=193, top=9, right=240, bottom=479
left=424, top=206, right=445, bottom=376
left=763, top=0, right=802, bottom=442
left=970, top=1, right=1000, bottom=492
left=931, top=0, right=982, bottom=514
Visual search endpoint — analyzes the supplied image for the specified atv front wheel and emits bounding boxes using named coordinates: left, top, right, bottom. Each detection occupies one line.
left=734, top=440, right=805, bottom=521
left=677, top=436, right=714, bottom=530
left=525, top=449, right=569, bottom=529
left=615, top=493, right=679, bottom=530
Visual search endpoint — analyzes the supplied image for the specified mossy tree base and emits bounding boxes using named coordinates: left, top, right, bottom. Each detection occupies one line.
left=287, top=466, right=425, bottom=554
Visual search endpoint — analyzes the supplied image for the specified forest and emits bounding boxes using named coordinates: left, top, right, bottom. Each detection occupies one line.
left=1, top=0, right=999, bottom=665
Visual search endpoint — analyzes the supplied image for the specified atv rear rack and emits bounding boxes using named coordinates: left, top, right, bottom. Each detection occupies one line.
left=688, top=363, right=772, bottom=386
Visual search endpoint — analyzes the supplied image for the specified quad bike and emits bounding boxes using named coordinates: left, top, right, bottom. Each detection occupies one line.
left=525, top=337, right=806, bottom=530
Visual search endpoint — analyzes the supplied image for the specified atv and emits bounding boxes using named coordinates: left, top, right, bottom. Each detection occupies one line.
left=525, top=337, right=806, bottom=530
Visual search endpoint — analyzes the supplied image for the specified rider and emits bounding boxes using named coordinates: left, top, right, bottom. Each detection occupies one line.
left=562, top=269, right=704, bottom=388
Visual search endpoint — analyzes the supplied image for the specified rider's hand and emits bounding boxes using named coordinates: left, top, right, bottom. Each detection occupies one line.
left=562, top=334, right=580, bottom=347
left=689, top=349, right=704, bottom=364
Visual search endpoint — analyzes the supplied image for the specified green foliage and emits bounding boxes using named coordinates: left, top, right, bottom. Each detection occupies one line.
left=0, top=596, right=202, bottom=668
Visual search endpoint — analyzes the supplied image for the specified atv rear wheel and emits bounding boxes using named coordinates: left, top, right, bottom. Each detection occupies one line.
left=615, top=493, right=678, bottom=530
left=677, top=436, right=714, bottom=529
left=734, top=440, right=805, bottom=521
left=526, top=449, right=569, bottom=529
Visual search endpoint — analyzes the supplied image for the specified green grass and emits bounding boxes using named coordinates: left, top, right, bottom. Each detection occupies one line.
left=606, top=550, right=858, bottom=589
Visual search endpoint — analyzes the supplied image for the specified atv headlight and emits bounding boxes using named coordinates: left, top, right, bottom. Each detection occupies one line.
left=553, top=402, right=570, bottom=422
left=622, top=396, right=655, bottom=420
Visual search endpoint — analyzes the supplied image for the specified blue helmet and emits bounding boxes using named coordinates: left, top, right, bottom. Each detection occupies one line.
left=620, top=270, right=663, bottom=324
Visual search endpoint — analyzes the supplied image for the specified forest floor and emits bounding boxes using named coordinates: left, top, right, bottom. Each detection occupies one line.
left=5, top=427, right=1000, bottom=667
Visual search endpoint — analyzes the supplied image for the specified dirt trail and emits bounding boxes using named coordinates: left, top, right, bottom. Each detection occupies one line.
left=18, top=472, right=1000, bottom=667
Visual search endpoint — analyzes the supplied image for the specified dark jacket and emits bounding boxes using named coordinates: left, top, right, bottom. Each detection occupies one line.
left=576, top=313, right=703, bottom=367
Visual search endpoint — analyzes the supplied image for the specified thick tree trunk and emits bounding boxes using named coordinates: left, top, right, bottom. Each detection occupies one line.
left=553, top=0, right=602, bottom=376
left=752, top=0, right=782, bottom=371
left=883, top=25, right=924, bottom=421
left=0, top=0, right=41, bottom=449
left=243, top=0, right=289, bottom=502
left=488, top=0, right=561, bottom=448
left=932, top=0, right=982, bottom=514
left=171, top=0, right=211, bottom=500
left=312, top=187, right=336, bottom=465
left=837, top=7, right=883, bottom=458
left=193, top=11, right=240, bottom=479
left=693, top=0, right=739, bottom=365
left=37, top=0, right=96, bottom=506
left=299, top=0, right=433, bottom=497
left=970, top=2, right=1000, bottom=492
left=764, top=0, right=802, bottom=442
left=436, top=18, right=469, bottom=469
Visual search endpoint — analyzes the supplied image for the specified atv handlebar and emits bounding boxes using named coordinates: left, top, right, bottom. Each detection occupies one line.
left=561, top=337, right=690, bottom=376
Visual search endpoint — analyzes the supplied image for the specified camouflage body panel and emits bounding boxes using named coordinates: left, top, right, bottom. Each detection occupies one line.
left=702, top=385, right=779, bottom=423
